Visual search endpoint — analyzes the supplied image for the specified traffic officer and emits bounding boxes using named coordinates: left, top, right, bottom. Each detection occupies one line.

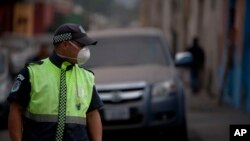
left=8, top=23, right=104, bottom=141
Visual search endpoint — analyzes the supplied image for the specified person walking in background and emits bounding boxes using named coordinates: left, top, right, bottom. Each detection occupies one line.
left=186, top=37, right=205, bottom=94
left=29, top=43, right=51, bottom=62
left=8, top=23, right=103, bottom=141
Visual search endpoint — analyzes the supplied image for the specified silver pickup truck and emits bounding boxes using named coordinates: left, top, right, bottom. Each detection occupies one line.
left=86, top=28, right=188, bottom=140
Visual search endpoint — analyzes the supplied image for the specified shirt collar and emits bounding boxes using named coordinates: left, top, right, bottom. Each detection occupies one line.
left=49, top=51, right=74, bottom=70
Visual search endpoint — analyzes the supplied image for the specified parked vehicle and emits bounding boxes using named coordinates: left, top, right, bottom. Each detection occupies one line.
left=86, top=28, right=188, bottom=140
left=0, top=45, right=11, bottom=129
left=0, top=34, right=42, bottom=129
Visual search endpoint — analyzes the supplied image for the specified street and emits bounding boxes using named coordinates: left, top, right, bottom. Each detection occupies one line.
left=1, top=89, right=250, bottom=141
left=186, top=89, right=250, bottom=141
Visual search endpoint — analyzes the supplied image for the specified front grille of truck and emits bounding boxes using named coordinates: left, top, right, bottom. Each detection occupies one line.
left=98, top=87, right=145, bottom=104
left=98, top=85, right=146, bottom=125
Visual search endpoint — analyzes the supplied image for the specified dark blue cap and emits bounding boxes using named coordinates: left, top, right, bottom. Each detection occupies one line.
left=53, top=23, right=97, bottom=46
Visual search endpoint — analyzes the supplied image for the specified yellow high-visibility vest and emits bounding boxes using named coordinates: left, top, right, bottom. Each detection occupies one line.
left=25, top=58, right=94, bottom=125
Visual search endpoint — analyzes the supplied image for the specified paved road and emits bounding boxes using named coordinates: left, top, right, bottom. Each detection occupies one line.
left=186, top=89, right=250, bottom=141
left=1, top=89, right=250, bottom=141
left=0, top=130, right=10, bottom=141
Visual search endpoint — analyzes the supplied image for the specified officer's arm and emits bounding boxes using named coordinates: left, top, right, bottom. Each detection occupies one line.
left=7, top=67, right=31, bottom=141
left=86, top=85, right=104, bottom=141
left=86, top=109, right=102, bottom=141
left=8, top=102, right=24, bottom=141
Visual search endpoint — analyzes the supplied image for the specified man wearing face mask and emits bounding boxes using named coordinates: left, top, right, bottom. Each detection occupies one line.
left=7, top=23, right=104, bottom=141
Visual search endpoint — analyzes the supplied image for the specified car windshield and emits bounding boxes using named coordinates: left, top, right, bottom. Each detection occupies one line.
left=85, top=35, right=171, bottom=68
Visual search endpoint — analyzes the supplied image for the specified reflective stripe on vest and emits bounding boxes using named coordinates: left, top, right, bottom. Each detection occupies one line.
left=24, top=111, right=86, bottom=125
left=26, top=58, right=94, bottom=124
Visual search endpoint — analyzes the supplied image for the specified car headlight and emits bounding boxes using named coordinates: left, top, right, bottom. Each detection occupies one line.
left=152, top=81, right=176, bottom=97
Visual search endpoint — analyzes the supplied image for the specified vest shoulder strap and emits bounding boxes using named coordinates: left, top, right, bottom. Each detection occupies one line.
left=26, top=60, right=44, bottom=67
left=82, top=67, right=95, bottom=75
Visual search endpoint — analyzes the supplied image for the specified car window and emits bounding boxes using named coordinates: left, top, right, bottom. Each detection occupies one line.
left=86, top=35, right=171, bottom=68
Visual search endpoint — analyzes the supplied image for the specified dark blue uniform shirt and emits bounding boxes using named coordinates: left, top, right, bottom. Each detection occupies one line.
left=8, top=52, right=104, bottom=141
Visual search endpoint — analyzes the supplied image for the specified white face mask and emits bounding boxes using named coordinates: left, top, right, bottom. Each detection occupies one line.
left=77, top=47, right=90, bottom=67
left=57, top=41, right=91, bottom=67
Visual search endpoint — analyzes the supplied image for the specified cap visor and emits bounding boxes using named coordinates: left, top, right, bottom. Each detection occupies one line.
left=75, top=36, right=97, bottom=46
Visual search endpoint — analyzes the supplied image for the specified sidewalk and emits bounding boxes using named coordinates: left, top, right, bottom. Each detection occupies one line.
left=186, top=88, right=250, bottom=141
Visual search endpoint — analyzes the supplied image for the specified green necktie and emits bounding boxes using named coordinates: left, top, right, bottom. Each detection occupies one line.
left=55, top=67, right=67, bottom=141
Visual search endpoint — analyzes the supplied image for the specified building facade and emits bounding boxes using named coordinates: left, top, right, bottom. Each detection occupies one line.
left=140, top=0, right=250, bottom=113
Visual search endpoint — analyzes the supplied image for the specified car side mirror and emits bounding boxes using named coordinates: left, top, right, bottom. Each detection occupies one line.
left=175, top=52, right=193, bottom=67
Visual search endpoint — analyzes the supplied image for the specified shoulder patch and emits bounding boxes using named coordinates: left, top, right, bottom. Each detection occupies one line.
left=11, top=80, right=21, bottom=93
left=17, top=74, right=25, bottom=81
